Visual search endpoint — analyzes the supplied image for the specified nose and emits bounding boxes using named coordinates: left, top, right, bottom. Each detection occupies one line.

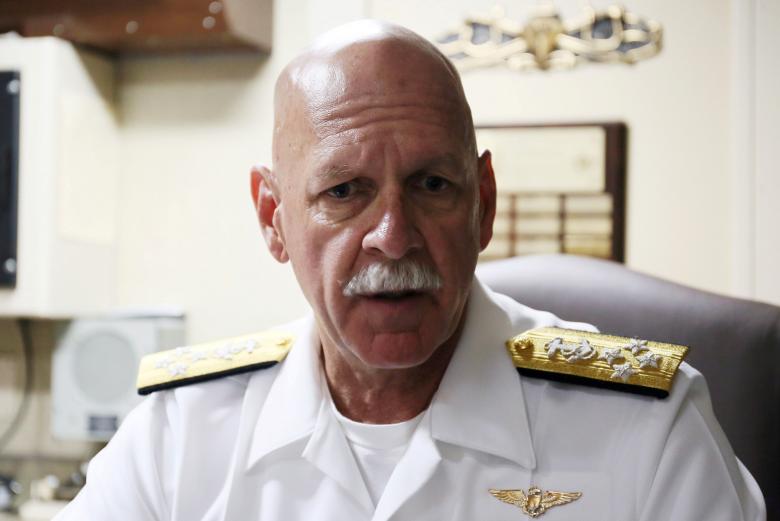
left=362, top=195, right=424, bottom=260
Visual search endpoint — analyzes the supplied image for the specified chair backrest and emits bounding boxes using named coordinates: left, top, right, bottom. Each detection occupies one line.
left=477, top=254, right=779, bottom=519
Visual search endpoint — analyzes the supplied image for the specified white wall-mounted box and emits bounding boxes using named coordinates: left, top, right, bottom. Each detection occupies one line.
left=0, top=37, right=119, bottom=317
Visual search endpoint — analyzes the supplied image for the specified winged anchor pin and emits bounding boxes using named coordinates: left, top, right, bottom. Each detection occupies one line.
left=489, top=486, right=582, bottom=518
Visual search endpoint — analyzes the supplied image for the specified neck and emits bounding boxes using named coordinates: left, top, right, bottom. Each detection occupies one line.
left=320, top=318, right=465, bottom=424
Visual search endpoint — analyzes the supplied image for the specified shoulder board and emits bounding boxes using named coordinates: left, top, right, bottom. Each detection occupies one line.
left=506, top=327, right=689, bottom=399
left=137, top=330, right=294, bottom=395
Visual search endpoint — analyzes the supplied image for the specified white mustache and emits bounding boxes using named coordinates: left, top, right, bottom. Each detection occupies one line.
left=343, top=260, right=443, bottom=297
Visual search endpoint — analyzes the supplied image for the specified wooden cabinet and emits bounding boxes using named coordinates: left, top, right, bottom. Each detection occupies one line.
left=0, top=0, right=272, bottom=54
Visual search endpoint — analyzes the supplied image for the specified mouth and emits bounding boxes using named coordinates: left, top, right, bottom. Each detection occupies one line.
left=364, top=290, right=425, bottom=300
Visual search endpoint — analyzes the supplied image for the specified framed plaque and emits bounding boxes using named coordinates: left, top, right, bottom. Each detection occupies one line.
left=476, top=122, right=627, bottom=262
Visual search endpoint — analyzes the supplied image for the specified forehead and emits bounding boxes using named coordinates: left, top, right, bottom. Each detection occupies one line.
left=307, top=95, right=469, bottom=182
left=276, top=39, right=471, bottom=175
left=312, top=90, right=466, bottom=152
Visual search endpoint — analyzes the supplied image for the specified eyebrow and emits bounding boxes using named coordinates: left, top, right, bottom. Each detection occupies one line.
left=319, top=164, right=353, bottom=181
left=427, top=153, right=463, bottom=171
left=307, top=152, right=468, bottom=191
left=306, top=164, right=354, bottom=194
left=415, top=153, right=469, bottom=179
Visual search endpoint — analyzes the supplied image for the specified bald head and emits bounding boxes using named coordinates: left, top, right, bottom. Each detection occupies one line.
left=272, top=20, right=476, bottom=174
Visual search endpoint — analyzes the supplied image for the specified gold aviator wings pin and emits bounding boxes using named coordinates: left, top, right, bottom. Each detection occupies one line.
left=489, top=486, right=582, bottom=518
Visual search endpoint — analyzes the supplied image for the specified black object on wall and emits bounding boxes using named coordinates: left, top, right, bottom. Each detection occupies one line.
left=0, top=70, right=20, bottom=288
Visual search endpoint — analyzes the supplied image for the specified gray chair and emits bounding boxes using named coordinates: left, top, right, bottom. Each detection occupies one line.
left=477, top=254, right=779, bottom=520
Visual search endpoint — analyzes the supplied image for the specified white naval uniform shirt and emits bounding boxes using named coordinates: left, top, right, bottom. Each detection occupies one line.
left=331, top=398, right=424, bottom=506
left=55, top=279, right=766, bottom=521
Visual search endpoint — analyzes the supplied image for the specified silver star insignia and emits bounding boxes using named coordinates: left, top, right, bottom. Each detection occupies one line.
left=544, top=337, right=565, bottom=359
left=610, top=362, right=636, bottom=382
left=214, top=345, right=233, bottom=360
left=636, top=352, right=661, bottom=369
left=167, top=363, right=188, bottom=377
left=599, top=347, right=624, bottom=365
left=190, top=350, right=208, bottom=362
left=565, top=339, right=596, bottom=362
left=625, top=338, right=649, bottom=355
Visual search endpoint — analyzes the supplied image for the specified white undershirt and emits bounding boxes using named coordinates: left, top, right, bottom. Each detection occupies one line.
left=330, top=401, right=424, bottom=507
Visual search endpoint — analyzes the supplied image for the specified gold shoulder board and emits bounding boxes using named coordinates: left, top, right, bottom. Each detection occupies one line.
left=506, top=327, right=689, bottom=398
left=137, top=330, right=294, bottom=395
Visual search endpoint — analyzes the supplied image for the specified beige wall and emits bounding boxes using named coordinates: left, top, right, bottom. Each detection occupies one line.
left=115, top=0, right=770, bottom=343
left=116, top=0, right=370, bottom=342
left=753, top=0, right=780, bottom=304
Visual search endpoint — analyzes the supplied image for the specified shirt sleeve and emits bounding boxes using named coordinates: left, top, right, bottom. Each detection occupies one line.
left=52, top=394, right=173, bottom=521
left=638, top=368, right=766, bottom=521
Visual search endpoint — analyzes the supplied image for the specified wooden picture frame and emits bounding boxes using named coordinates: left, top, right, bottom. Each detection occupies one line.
left=476, top=122, right=627, bottom=262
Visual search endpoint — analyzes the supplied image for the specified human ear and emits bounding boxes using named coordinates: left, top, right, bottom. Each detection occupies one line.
left=250, top=165, right=289, bottom=263
left=476, top=150, right=497, bottom=251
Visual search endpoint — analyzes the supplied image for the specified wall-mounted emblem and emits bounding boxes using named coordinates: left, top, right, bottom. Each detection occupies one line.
left=438, top=4, right=662, bottom=72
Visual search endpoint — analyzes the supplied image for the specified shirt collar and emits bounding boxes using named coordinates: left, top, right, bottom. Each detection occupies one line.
left=246, top=277, right=538, bottom=471
left=429, top=278, right=537, bottom=469
left=247, top=313, right=323, bottom=467
left=245, top=314, right=375, bottom=511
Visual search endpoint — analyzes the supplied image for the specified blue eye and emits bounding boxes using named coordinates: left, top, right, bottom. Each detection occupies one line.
left=423, top=176, right=450, bottom=192
left=326, top=183, right=354, bottom=199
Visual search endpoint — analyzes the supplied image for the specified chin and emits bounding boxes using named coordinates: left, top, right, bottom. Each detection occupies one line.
left=356, top=331, right=440, bottom=370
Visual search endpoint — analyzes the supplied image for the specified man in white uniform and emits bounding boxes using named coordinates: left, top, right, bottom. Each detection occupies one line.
left=55, top=20, right=765, bottom=521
